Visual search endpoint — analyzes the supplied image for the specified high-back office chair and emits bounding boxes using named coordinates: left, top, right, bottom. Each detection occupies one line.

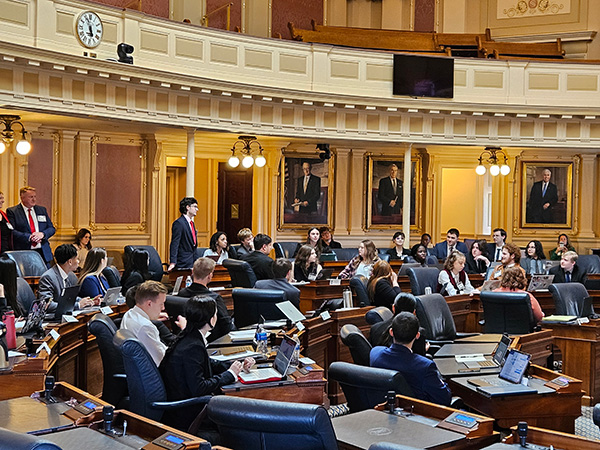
left=207, top=396, right=338, bottom=450
left=102, top=265, right=121, bottom=288
left=406, top=267, right=439, bottom=296
left=332, top=248, right=358, bottom=261
left=123, top=245, right=167, bottom=282
left=113, top=329, right=211, bottom=426
left=0, top=427, right=62, bottom=450
left=3, top=250, right=47, bottom=277
left=222, top=259, right=257, bottom=288
left=398, top=263, right=421, bottom=276
left=593, top=403, right=600, bottom=429
left=365, top=306, right=393, bottom=325
left=548, top=282, right=594, bottom=317
left=349, top=275, right=370, bottom=307
left=480, top=291, right=535, bottom=334
left=87, top=313, right=128, bottom=408
left=273, top=242, right=299, bottom=259
left=425, top=255, right=439, bottom=265
left=415, top=293, right=460, bottom=345
left=377, top=252, right=391, bottom=262
left=328, top=362, right=415, bottom=414
left=164, top=295, right=189, bottom=333
left=231, top=288, right=286, bottom=329
left=576, top=254, right=600, bottom=274
left=339, top=324, right=371, bottom=366
left=16, top=277, right=36, bottom=314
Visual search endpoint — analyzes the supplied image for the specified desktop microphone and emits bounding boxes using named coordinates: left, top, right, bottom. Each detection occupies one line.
left=387, top=390, right=396, bottom=414
left=517, top=421, right=528, bottom=447
left=103, top=405, right=114, bottom=433
left=44, top=376, right=57, bottom=403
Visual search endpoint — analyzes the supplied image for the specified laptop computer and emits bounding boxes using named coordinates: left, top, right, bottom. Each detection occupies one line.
left=316, top=268, right=334, bottom=280
left=52, top=285, right=81, bottom=321
left=103, top=287, right=121, bottom=306
left=527, top=274, right=554, bottom=292
left=480, top=280, right=501, bottom=292
left=467, top=349, right=538, bottom=397
left=172, top=276, right=184, bottom=295
left=461, top=334, right=512, bottom=369
left=20, top=297, right=52, bottom=334
left=238, top=334, right=296, bottom=384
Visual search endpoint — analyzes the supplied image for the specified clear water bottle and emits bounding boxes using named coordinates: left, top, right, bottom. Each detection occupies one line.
left=185, top=275, right=192, bottom=288
left=256, top=325, right=268, bottom=356
left=289, top=334, right=301, bottom=369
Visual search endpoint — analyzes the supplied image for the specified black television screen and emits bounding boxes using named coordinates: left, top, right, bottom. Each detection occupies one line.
left=393, top=54, right=454, bottom=98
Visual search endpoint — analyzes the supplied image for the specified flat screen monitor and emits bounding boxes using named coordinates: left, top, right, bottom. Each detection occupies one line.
left=393, top=54, right=454, bottom=98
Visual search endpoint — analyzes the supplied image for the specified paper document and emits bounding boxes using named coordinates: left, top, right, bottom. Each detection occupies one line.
left=229, top=330, right=257, bottom=341
left=211, top=350, right=262, bottom=362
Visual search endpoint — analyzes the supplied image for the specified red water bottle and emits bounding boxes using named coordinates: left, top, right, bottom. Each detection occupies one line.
left=2, top=310, right=16, bottom=350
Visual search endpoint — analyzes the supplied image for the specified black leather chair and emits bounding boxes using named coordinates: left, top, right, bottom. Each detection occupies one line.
left=87, top=313, right=128, bottom=408
left=273, top=242, right=299, bottom=259
left=593, top=402, right=600, bottom=429
left=425, top=255, right=439, bottom=265
left=365, top=306, right=393, bottom=325
left=378, top=252, right=391, bottom=262
left=164, top=295, right=189, bottom=332
left=113, top=329, right=210, bottom=426
left=339, top=324, right=371, bottom=366
left=548, top=282, right=594, bottom=317
left=328, top=362, right=415, bottom=414
left=3, top=250, right=47, bottom=277
left=406, top=267, right=440, bottom=296
left=124, top=245, right=167, bottom=281
left=349, top=275, right=369, bottom=307
left=577, top=254, right=600, bottom=274
left=102, top=265, right=121, bottom=288
left=332, top=248, right=358, bottom=261
left=415, top=293, right=477, bottom=346
left=232, top=288, right=286, bottom=329
left=207, top=396, right=338, bottom=450
left=398, top=263, right=422, bottom=276
left=223, top=258, right=257, bottom=288
left=17, top=277, right=36, bottom=314
left=480, top=291, right=535, bottom=334
left=0, top=427, right=62, bottom=450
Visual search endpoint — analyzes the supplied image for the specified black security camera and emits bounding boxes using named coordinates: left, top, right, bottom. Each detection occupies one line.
left=117, top=43, right=134, bottom=64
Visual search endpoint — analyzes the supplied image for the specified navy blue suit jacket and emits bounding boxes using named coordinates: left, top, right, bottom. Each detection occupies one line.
left=169, top=215, right=197, bottom=269
left=6, top=204, right=56, bottom=263
left=370, top=343, right=451, bottom=406
left=432, top=241, right=468, bottom=260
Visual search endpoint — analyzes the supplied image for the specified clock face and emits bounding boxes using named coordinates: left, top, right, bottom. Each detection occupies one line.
left=76, top=11, right=103, bottom=49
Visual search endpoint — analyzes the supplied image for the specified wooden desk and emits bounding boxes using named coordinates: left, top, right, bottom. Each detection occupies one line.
left=501, top=424, right=600, bottom=450
left=168, top=266, right=232, bottom=289
left=298, top=279, right=350, bottom=313
left=448, top=365, right=583, bottom=433
left=542, top=319, right=600, bottom=405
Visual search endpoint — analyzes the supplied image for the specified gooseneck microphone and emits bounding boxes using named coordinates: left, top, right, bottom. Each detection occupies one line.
left=44, top=376, right=56, bottom=403
left=517, top=421, right=528, bottom=447
left=103, top=405, right=114, bottom=433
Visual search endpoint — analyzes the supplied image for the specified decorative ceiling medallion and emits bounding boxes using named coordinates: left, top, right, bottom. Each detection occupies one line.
left=500, top=0, right=566, bottom=18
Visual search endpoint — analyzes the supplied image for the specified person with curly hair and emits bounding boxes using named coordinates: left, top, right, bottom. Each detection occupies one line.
left=493, top=266, right=544, bottom=323
left=522, top=240, right=546, bottom=275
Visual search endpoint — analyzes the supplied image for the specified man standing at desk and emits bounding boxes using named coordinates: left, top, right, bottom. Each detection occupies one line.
left=168, top=197, right=198, bottom=271
left=294, top=162, right=321, bottom=214
left=371, top=312, right=451, bottom=406
left=378, top=163, right=402, bottom=216
left=527, top=169, right=558, bottom=223
left=6, top=186, right=55, bottom=266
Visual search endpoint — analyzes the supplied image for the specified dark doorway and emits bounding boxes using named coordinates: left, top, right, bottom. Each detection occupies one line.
left=217, top=163, right=253, bottom=245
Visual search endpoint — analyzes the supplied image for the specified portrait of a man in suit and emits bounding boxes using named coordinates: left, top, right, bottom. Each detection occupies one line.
left=525, top=166, right=568, bottom=225
left=294, top=162, right=321, bottom=214
left=378, top=163, right=403, bottom=216
left=282, top=156, right=329, bottom=226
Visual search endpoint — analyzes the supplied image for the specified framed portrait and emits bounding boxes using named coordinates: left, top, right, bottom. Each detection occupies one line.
left=365, top=154, right=422, bottom=230
left=520, top=160, right=573, bottom=228
left=278, top=152, right=334, bottom=229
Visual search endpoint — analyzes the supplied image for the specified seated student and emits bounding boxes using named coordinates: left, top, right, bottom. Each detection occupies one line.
left=235, top=228, right=254, bottom=258
left=240, top=233, right=275, bottom=280
left=121, top=281, right=170, bottom=366
left=292, top=245, right=322, bottom=282
left=125, top=285, right=178, bottom=347
left=465, top=239, right=491, bottom=275
left=319, top=226, right=341, bottom=253
left=493, top=267, right=544, bottom=323
left=120, top=248, right=150, bottom=295
left=522, top=240, right=546, bottom=275
left=385, top=231, right=411, bottom=261
left=549, top=251, right=587, bottom=284
left=369, top=293, right=427, bottom=356
left=73, top=228, right=93, bottom=270
left=203, top=231, right=236, bottom=264
left=293, top=227, right=323, bottom=258
left=371, top=312, right=452, bottom=406
left=487, top=228, right=507, bottom=262
left=549, top=233, right=576, bottom=261
left=178, top=257, right=235, bottom=342
left=367, top=260, right=401, bottom=310
left=409, top=244, right=428, bottom=266
left=38, top=244, right=98, bottom=312
left=255, top=258, right=301, bottom=309
left=160, top=296, right=254, bottom=433
left=431, top=228, right=468, bottom=260
left=489, top=242, right=527, bottom=281
left=338, top=239, right=379, bottom=280
left=437, top=251, right=475, bottom=296
left=78, top=248, right=110, bottom=298
left=420, top=233, right=433, bottom=254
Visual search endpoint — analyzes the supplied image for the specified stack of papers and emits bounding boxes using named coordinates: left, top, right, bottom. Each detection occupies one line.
left=541, top=315, right=578, bottom=323
left=229, top=330, right=257, bottom=341
left=211, top=350, right=262, bottom=362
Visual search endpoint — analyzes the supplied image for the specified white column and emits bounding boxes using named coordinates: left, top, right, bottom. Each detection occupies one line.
left=403, top=144, right=412, bottom=241
left=186, top=129, right=195, bottom=196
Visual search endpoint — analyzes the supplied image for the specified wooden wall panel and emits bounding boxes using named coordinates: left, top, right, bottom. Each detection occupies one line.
left=27, top=138, right=54, bottom=213
left=272, top=0, right=322, bottom=38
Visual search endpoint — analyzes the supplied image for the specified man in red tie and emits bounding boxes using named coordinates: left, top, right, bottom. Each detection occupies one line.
left=168, top=197, right=199, bottom=270
left=6, top=186, right=55, bottom=266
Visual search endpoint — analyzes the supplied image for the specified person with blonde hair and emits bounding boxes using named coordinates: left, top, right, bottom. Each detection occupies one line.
left=493, top=266, right=544, bottom=323
left=437, top=251, right=475, bottom=296
left=367, top=260, right=401, bottom=310
left=338, top=239, right=379, bottom=280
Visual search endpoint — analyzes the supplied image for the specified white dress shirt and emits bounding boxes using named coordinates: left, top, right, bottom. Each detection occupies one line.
left=121, top=305, right=167, bottom=366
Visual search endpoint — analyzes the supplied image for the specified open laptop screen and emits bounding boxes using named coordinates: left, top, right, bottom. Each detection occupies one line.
left=273, top=335, right=296, bottom=375
left=499, top=349, right=530, bottom=384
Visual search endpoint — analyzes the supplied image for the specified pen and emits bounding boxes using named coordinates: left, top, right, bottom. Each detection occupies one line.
left=211, top=350, right=218, bottom=355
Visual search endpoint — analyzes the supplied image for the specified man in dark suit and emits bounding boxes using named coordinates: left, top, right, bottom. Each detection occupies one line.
left=177, top=257, right=234, bottom=342
left=527, top=169, right=558, bottom=223
left=254, top=258, right=300, bottom=309
left=549, top=251, right=587, bottom=284
left=370, top=312, right=451, bottom=406
left=294, top=162, right=321, bottom=214
left=6, top=186, right=55, bottom=265
left=240, top=233, right=275, bottom=280
left=168, top=197, right=198, bottom=270
left=377, top=163, right=403, bottom=216
left=432, top=228, right=468, bottom=260
left=487, top=228, right=507, bottom=262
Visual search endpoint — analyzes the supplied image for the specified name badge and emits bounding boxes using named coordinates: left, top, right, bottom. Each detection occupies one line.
left=6, top=223, right=13, bottom=230
left=49, top=329, right=60, bottom=341
left=320, top=311, right=331, bottom=321
left=38, top=216, right=47, bottom=222
left=100, top=306, right=113, bottom=315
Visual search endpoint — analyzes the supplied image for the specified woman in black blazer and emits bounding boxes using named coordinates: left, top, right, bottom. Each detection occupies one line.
left=120, top=248, right=150, bottom=295
left=367, top=260, right=401, bottom=310
left=160, top=296, right=253, bottom=432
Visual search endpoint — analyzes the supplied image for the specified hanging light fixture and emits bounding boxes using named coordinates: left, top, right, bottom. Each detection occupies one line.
left=475, top=146, right=510, bottom=176
left=228, top=135, right=264, bottom=168
left=0, top=115, right=32, bottom=155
